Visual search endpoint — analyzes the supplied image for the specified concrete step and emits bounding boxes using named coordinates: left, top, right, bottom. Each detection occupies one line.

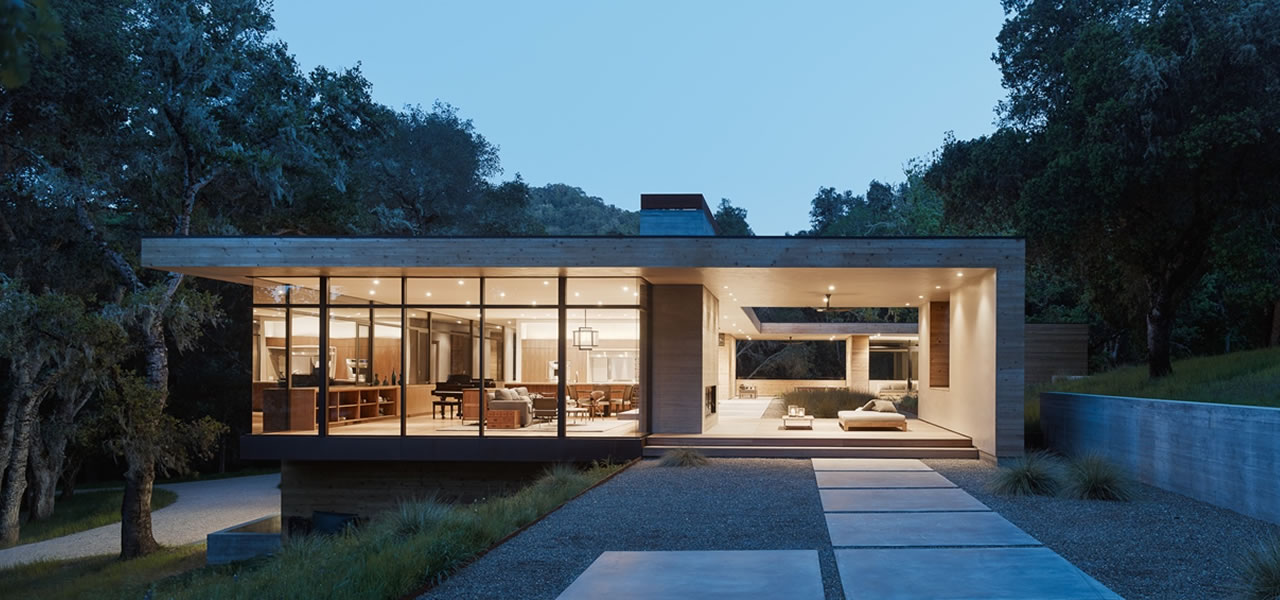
left=641, top=445, right=980, bottom=459
left=645, top=435, right=973, bottom=448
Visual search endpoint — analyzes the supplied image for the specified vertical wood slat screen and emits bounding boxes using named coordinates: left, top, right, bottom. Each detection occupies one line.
left=929, top=302, right=950, bottom=388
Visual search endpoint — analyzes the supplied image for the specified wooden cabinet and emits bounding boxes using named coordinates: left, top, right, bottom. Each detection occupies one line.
left=261, top=385, right=400, bottom=432
left=262, top=388, right=316, bottom=433
left=326, top=385, right=399, bottom=427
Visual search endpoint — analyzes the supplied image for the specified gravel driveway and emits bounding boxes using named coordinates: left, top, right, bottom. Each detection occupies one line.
left=0, top=473, right=280, bottom=569
left=927, top=459, right=1280, bottom=600
left=421, top=458, right=843, bottom=600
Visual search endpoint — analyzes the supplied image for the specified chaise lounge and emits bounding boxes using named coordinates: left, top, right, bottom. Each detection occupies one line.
left=837, top=402, right=908, bottom=431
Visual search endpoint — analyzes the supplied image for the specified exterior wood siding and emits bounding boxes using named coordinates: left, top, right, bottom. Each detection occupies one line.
left=929, top=302, right=950, bottom=388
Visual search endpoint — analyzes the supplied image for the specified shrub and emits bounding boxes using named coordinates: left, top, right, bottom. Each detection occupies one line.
left=779, top=387, right=876, bottom=418
left=897, top=392, right=918, bottom=414
left=385, top=497, right=454, bottom=536
left=157, top=461, right=623, bottom=599
left=1237, top=534, right=1280, bottom=600
left=657, top=448, right=709, bottom=467
left=989, top=450, right=1062, bottom=497
left=1062, top=454, right=1132, bottom=501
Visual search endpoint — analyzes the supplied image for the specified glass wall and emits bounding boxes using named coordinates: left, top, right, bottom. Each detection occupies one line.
left=250, top=276, right=646, bottom=438
left=563, top=308, right=641, bottom=437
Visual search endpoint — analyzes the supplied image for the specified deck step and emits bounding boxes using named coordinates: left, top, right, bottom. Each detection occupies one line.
left=641, top=445, right=979, bottom=459
left=645, top=435, right=973, bottom=448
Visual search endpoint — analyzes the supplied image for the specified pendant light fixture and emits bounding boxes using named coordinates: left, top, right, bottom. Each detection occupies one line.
left=572, top=309, right=599, bottom=350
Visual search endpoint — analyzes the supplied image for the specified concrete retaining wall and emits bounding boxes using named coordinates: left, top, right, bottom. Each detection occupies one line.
left=1041, top=392, right=1280, bottom=525
left=207, top=514, right=282, bottom=565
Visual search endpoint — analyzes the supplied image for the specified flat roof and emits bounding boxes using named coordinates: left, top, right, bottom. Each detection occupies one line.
left=142, top=236, right=1023, bottom=337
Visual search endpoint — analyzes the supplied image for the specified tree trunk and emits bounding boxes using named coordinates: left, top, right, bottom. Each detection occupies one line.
left=26, top=420, right=56, bottom=521
left=1270, top=300, right=1280, bottom=347
left=121, top=314, right=168, bottom=559
left=59, top=457, right=81, bottom=501
left=1146, top=292, right=1176, bottom=378
left=0, top=397, right=40, bottom=546
left=120, top=457, right=158, bottom=559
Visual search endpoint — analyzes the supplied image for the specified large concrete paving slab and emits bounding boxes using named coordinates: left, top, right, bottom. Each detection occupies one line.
left=815, top=470, right=956, bottom=489
left=811, top=458, right=932, bottom=471
left=557, top=550, right=825, bottom=600
left=835, top=547, right=1121, bottom=599
left=820, top=488, right=990, bottom=512
left=826, top=511, right=1040, bottom=547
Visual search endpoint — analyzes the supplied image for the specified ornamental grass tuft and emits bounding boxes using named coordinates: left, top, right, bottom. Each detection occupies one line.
left=1062, top=454, right=1133, bottom=501
left=1237, top=534, right=1280, bottom=600
left=657, top=448, right=710, bottom=467
left=988, top=450, right=1062, bottom=497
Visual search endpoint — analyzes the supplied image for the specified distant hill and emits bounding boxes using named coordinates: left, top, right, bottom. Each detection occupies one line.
left=527, top=184, right=639, bottom=235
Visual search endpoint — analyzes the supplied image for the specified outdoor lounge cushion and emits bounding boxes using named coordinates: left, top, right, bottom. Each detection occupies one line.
left=837, top=409, right=907, bottom=431
left=860, top=399, right=899, bottom=413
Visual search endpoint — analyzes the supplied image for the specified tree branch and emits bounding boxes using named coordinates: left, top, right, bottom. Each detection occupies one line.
left=74, top=197, right=143, bottom=292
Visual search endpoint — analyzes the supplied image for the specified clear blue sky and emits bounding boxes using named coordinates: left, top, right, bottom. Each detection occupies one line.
left=271, top=1, right=1008, bottom=235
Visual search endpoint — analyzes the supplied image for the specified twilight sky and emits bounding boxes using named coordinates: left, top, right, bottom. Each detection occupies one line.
left=271, top=1, right=1008, bottom=235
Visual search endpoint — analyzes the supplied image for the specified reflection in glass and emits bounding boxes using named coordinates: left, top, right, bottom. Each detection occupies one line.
left=251, top=307, right=286, bottom=434
left=329, top=277, right=401, bottom=305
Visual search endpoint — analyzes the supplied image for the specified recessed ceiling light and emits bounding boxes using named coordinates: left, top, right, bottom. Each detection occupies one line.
left=622, top=286, right=629, bottom=292
left=828, top=285, right=835, bottom=291
left=372, top=279, right=380, bottom=285
left=574, top=291, right=581, bottom=297
left=918, top=295, right=924, bottom=299
left=746, top=336, right=752, bottom=340
left=465, top=301, right=471, bottom=305
left=425, top=291, right=432, bottom=297
left=531, top=301, right=538, bottom=306
left=723, top=285, right=729, bottom=289
left=597, top=301, right=603, bottom=306
left=633, top=292, right=638, bottom=297
left=499, top=292, right=506, bottom=297
left=456, top=320, right=462, bottom=324
left=542, top=280, right=549, bottom=285
left=935, top=285, right=941, bottom=289
left=956, top=272, right=964, bottom=277
left=368, top=290, right=376, bottom=295
left=457, top=280, right=465, bottom=285
left=905, top=302, right=911, bottom=306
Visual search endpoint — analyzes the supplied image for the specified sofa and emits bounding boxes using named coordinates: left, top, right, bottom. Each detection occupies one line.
left=489, top=388, right=533, bottom=428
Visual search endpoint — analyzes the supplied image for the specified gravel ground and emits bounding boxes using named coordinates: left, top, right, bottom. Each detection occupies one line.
left=926, top=459, right=1280, bottom=600
left=421, top=458, right=843, bottom=600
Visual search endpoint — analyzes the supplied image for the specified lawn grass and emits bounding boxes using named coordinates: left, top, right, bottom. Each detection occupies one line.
left=1042, top=346, right=1280, bottom=407
left=149, top=461, right=625, bottom=600
left=1025, top=347, right=1280, bottom=447
left=16, top=488, right=178, bottom=546
left=0, top=542, right=206, bottom=600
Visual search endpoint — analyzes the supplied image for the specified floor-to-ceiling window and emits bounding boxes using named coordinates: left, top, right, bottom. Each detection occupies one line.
left=250, top=275, right=646, bottom=438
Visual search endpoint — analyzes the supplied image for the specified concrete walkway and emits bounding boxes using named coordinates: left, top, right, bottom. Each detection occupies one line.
left=815, top=459, right=1121, bottom=599
left=0, top=473, right=280, bottom=569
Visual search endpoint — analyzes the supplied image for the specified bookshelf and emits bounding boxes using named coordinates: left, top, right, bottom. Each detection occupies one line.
left=326, top=385, right=399, bottom=427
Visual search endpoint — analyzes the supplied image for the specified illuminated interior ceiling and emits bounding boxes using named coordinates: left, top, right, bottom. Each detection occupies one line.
left=680, top=268, right=988, bottom=340
left=251, top=266, right=991, bottom=340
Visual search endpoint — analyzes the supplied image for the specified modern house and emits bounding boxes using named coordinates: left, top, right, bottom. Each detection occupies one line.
left=141, top=194, right=1025, bottom=530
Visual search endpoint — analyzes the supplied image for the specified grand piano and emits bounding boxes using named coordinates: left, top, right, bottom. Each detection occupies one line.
left=431, top=375, right=495, bottom=418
